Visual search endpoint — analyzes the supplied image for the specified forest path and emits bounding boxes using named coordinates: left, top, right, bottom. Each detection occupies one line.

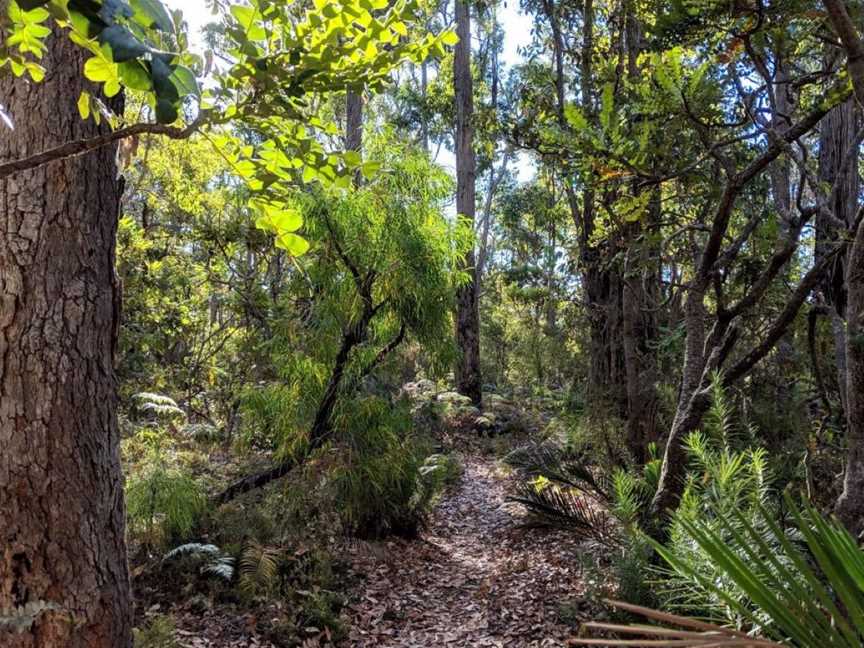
left=344, top=455, right=590, bottom=646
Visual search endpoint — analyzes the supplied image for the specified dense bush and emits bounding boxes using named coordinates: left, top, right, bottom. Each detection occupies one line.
left=124, top=429, right=207, bottom=549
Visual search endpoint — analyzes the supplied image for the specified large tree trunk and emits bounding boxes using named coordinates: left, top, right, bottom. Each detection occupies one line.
left=454, top=0, right=482, bottom=405
left=0, top=29, right=132, bottom=648
left=818, top=97, right=857, bottom=414
left=836, top=217, right=864, bottom=532
left=821, top=0, right=864, bottom=532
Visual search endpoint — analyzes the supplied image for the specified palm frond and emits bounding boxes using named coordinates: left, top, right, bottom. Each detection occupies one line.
left=505, top=442, right=611, bottom=501
left=238, top=542, right=281, bottom=595
left=508, top=482, right=617, bottom=544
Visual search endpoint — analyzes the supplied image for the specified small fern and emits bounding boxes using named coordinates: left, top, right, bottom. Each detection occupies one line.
left=133, top=392, right=185, bottom=421
left=238, top=542, right=281, bottom=596
left=163, top=543, right=235, bottom=582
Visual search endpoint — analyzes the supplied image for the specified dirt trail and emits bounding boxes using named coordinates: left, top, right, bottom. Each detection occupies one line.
left=344, top=455, right=590, bottom=646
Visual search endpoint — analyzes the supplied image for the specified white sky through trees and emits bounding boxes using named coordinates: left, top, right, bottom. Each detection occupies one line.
left=165, top=1, right=535, bottom=181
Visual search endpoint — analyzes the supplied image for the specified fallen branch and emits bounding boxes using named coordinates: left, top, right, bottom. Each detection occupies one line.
left=212, top=459, right=297, bottom=506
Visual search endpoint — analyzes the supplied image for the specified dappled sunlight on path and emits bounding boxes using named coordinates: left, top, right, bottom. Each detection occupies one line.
left=345, top=456, right=591, bottom=646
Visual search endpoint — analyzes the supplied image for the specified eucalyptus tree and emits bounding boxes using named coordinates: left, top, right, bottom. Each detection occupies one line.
left=453, top=0, right=482, bottom=404
left=515, top=0, right=662, bottom=459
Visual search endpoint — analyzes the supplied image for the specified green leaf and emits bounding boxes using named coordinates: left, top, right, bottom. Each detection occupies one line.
left=99, top=25, right=148, bottom=62
left=344, top=150, right=362, bottom=167
left=169, top=64, right=200, bottom=97
left=83, top=56, right=116, bottom=83
left=150, top=56, right=179, bottom=101
left=360, top=161, right=380, bottom=179
left=155, top=98, right=178, bottom=124
left=439, top=30, right=458, bottom=46
left=275, top=232, right=310, bottom=256
left=252, top=200, right=303, bottom=234
left=130, top=0, right=173, bottom=31
left=83, top=56, right=122, bottom=97
left=230, top=5, right=266, bottom=40
left=77, top=91, right=91, bottom=120
left=118, top=60, right=152, bottom=91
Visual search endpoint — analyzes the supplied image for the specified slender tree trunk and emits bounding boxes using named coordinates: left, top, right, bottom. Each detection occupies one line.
left=346, top=89, right=363, bottom=185
left=454, top=0, right=482, bottom=404
left=0, top=29, right=132, bottom=647
left=420, top=61, right=429, bottom=152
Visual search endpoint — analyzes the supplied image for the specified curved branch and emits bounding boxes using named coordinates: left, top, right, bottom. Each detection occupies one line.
left=0, top=118, right=204, bottom=179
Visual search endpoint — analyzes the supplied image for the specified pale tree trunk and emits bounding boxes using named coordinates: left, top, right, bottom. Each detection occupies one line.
left=420, top=61, right=429, bottom=152
left=454, top=0, right=482, bottom=405
left=0, top=29, right=132, bottom=648
left=346, top=89, right=362, bottom=184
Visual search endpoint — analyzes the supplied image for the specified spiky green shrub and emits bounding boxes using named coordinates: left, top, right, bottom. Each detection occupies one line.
left=577, top=497, right=864, bottom=648
left=654, top=377, right=783, bottom=629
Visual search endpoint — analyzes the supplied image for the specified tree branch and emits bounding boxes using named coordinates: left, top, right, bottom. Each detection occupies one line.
left=0, top=118, right=204, bottom=179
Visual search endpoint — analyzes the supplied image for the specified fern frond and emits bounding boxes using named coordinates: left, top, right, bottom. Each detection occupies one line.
left=202, top=556, right=236, bottom=581
left=238, top=542, right=281, bottom=595
left=163, top=542, right=221, bottom=561
left=134, top=392, right=180, bottom=407
left=163, top=543, right=235, bottom=581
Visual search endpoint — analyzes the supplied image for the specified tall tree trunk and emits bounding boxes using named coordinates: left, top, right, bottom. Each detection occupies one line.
left=454, top=0, right=482, bottom=405
left=836, top=217, right=864, bottom=532
left=818, top=97, right=857, bottom=414
left=822, top=0, right=864, bottom=531
left=0, top=29, right=132, bottom=648
left=420, top=61, right=429, bottom=152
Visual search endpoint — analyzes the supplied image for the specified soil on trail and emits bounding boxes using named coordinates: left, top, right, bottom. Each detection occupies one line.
left=344, top=455, right=591, bottom=646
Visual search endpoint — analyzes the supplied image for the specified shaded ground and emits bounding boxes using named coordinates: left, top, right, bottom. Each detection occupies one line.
left=343, top=455, right=591, bottom=646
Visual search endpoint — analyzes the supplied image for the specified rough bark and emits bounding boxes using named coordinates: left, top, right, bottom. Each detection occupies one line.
left=0, top=29, right=132, bottom=648
left=836, top=217, right=864, bottom=532
left=817, top=96, right=857, bottom=413
left=619, top=5, right=659, bottom=462
left=822, top=0, right=864, bottom=531
left=454, top=0, right=482, bottom=405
